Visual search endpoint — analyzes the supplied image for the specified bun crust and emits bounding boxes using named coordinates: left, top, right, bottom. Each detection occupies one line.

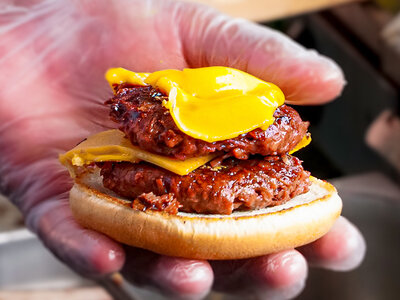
left=70, top=174, right=342, bottom=260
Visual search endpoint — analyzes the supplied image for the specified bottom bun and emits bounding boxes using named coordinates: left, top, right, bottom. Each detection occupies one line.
left=70, top=173, right=342, bottom=260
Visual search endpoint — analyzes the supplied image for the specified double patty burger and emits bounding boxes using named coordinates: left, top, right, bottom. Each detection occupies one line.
left=60, top=67, right=342, bottom=259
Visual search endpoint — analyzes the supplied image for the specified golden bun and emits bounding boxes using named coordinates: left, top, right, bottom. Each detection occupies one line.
left=69, top=171, right=342, bottom=260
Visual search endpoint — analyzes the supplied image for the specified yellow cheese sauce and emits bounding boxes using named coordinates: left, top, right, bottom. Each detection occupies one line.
left=105, top=67, right=285, bottom=143
left=105, top=68, right=149, bottom=87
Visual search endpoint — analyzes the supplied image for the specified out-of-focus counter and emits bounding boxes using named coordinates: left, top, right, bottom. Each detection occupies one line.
left=0, top=194, right=23, bottom=232
left=183, top=0, right=362, bottom=21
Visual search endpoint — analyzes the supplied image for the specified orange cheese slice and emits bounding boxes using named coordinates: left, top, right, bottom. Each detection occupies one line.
left=290, top=133, right=312, bottom=154
left=59, top=130, right=216, bottom=176
left=59, top=130, right=311, bottom=176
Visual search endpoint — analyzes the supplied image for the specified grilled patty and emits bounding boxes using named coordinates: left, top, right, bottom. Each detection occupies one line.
left=100, top=155, right=311, bottom=215
left=106, top=84, right=309, bottom=160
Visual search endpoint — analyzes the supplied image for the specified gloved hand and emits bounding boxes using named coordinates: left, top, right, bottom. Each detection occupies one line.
left=0, top=0, right=365, bottom=299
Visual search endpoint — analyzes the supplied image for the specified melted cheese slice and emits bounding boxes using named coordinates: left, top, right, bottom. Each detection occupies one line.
left=59, top=129, right=311, bottom=176
left=290, top=133, right=312, bottom=154
left=59, top=130, right=216, bottom=176
left=105, top=67, right=285, bottom=143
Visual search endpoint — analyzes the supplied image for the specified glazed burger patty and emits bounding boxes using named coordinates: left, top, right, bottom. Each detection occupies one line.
left=100, top=155, right=311, bottom=215
left=106, top=84, right=309, bottom=160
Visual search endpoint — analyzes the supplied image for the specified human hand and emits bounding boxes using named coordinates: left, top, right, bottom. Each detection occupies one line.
left=0, top=0, right=365, bottom=299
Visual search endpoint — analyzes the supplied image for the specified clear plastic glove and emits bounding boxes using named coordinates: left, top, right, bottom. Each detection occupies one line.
left=0, top=0, right=365, bottom=299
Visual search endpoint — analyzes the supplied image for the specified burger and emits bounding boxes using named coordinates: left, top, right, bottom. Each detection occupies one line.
left=59, top=66, right=342, bottom=260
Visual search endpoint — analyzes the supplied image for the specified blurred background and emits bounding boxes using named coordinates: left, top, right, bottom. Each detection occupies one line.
left=1, top=0, right=399, bottom=299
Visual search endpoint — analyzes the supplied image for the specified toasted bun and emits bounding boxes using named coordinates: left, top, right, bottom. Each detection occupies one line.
left=69, top=171, right=341, bottom=260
